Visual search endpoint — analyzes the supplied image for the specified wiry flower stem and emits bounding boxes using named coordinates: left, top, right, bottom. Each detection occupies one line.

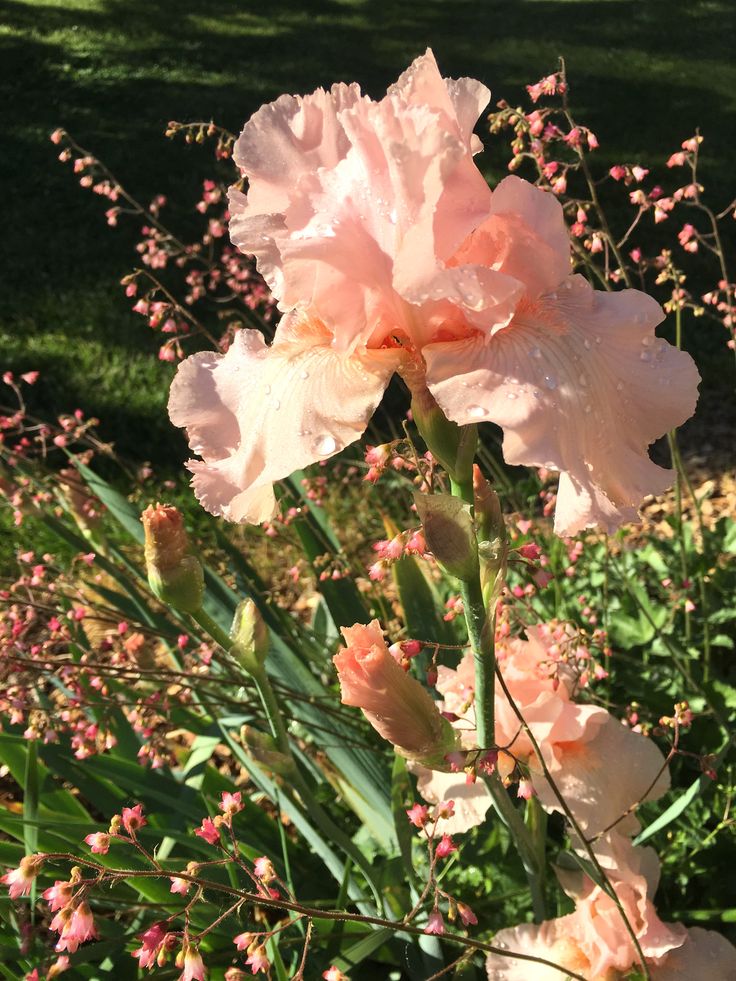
left=32, top=854, right=589, bottom=980
left=457, top=573, right=495, bottom=754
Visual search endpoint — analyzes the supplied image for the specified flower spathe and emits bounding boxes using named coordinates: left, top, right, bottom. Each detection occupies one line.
left=333, top=620, right=458, bottom=766
left=170, top=49, right=699, bottom=535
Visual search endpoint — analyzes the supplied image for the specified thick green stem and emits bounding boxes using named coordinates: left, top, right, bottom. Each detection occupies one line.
left=458, top=575, right=495, bottom=753
left=526, top=795, right=548, bottom=892
left=190, top=607, right=235, bottom=653
left=451, top=474, right=547, bottom=918
left=486, top=774, right=546, bottom=922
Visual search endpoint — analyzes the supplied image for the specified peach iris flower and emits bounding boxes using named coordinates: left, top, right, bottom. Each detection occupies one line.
left=169, top=50, right=699, bottom=535
left=413, top=626, right=669, bottom=836
left=486, top=833, right=736, bottom=980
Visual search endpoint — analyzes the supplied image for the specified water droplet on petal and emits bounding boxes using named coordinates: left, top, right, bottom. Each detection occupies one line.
left=506, top=392, right=517, bottom=400
left=616, top=381, right=624, bottom=391
left=640, top=350, right=652, bottom=362
left=264, top=384, right=271, bottom=395
left=543, top=375, right=557, bottom=390
left=299, top=369, right=309, bottom=380
left=583, top=339, right=591, bottom=350
left=641, top=335, right=654, bottom=346
left=273, top=399, right=281, bottom=410
left=313, top=435, right=338, bottom=456
left=530, top=346, right=542, bottom=359
left=586, top=462, right=594, bottom=472
left=579, top=373, right=588, bottom=386
left=467, top=404, right=487, bottom=419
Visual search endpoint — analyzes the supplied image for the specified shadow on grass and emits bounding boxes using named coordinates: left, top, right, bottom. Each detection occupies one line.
left=1, top=0, right=734, bottom=460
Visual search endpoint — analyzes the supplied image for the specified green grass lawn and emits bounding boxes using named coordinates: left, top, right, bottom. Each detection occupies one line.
left=1, top=0, right=735, bottom=464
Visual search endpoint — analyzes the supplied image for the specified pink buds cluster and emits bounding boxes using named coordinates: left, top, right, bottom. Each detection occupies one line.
left=368, top=528, right=426, bottom=581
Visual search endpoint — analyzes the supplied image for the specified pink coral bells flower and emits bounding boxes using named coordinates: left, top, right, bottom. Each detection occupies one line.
left=245, top=945, right=270, bottom=974
left=334, top=620, right=458, bottom=765
left=219, top=791, right=243, bottom=821
left=180, top=945, right=206, bottom=981
left=84, top=832, right=110, bottom=854
left=121, top=804, right=146, bottom=834
left=253, top=856, right=276, bottom=881
left=1, top=854, right=45, bottom=898
left=133, top=922, right=168, bottom=969
left=435, top=833, right=457, bottom=857
left=457, top=901, right=478, bottom=927
left=516, top=778, right=534, bottom=800
left=53, top=902, right=97, bottom=953
left=194, top=817, right=220, bottom=845
left=170, top=50, right=699, bottom=536
left=406, top=803, right=430, bottom=827
left=425, top=909, right=445, bottom=935
left=43, top=880, right=74, bottom=912
left=323, top=968, right=350, bottom=981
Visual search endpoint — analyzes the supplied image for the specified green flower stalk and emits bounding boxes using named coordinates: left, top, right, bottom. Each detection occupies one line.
left=409, top=383, right=477, bottom=484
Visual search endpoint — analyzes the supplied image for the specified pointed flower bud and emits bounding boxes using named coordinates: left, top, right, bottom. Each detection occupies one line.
left=334, top=620, right=459, bottom=767
left=230, top=599, right=269, bottom=674
left=142, top=504, right=204, bottom=613
left=415, top=492, right=478, bottom=581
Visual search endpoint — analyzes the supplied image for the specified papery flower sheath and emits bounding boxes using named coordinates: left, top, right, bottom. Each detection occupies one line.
left=169, top=49, right=699, bottom=534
